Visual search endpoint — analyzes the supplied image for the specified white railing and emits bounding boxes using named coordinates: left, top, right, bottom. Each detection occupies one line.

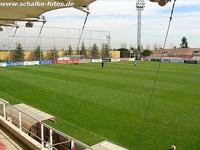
left=0, top=99, right=93, bottom=150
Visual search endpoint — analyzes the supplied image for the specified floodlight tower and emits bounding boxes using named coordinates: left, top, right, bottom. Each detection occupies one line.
left=106, top=33, right=111, bottom=58
left=136, top=0, right=145, bottom=59
left=106, top=33, right=111, bottom=50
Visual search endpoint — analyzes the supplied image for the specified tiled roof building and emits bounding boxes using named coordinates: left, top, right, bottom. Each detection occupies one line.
left=151, top=48, right=200, bottom=58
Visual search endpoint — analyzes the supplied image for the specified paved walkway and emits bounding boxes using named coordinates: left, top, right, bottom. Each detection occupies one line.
left=0, top=125, right=29, bottom=150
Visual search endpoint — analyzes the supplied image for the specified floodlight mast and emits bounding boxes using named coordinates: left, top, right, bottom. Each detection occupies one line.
left=136, top=0, right=145, bottom=59
left=106, top=33, right=111, bottom=50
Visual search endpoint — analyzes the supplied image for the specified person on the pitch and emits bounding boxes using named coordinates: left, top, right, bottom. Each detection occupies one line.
left=133, top=60, right=137, bottom=66
left=101, top=61, right=104, bottom=69
left=169, top=145, right=176, bottom=150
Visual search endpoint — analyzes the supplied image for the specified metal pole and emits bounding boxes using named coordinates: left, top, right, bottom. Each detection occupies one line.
left=54, top=48, right=55, bottom=62
left=100, top=31, right=102, bottom=59
left=67, top=28, right=69, bottom=57
left=78, top=29, right=81, bottom=58
left=41, top=123, right=44, bottom=148
left=106, top=33, right=111, bottom=58
left=50, top=129, right=53, bottom=150
left=53, top=27, right=55, bottom=61
left=90, top=30, right=92, bottom=61
left=137, top=10, right=141, bottom=54
left=136, top=0, right=145, bottom=60
left=40, top=48, right=41, bottom=61
left=7, top=29, right=10, bottom=62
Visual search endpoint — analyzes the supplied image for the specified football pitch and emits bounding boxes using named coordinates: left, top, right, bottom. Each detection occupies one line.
left=0, top=62, right=200, bottom=150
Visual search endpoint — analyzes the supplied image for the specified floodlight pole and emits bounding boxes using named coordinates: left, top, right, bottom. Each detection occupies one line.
left=41, top=123, right=44, bottom=148
left=50, top=129, right=53, bottom=150
left=136, top=0, right=145, bottom=59
left=106, top=33, right=111, bottom=58
left=100, top=31, right=102, bottom=59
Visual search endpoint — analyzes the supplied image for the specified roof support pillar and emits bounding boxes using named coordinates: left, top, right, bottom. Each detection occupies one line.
left=50, top=128, right=53, bottom=150
left=41, top=123, right=44, bottom=148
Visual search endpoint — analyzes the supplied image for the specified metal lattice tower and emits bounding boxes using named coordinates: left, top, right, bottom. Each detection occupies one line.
left=106, top=33, right=111, bottom=49
left=136, top=0, right=145, bottom=57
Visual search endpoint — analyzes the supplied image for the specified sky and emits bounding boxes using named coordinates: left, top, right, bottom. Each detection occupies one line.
left=1, top=0, right=200, bottom=50
left=42, top=0, right=200, bottom=49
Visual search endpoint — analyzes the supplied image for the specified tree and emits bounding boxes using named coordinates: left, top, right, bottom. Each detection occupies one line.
left=80, top=41, right=86, bottom=56
left=86, top=48, right=92, bottom=59
left=33, top=45, right=43, bottom=60
left=101, top=43, right=110, bottom=58
left=12, top=42, right=24, bottom=61
left=45, top=51, right=53, bottom=60
left=141, top=50, right=153, bottom=57
left=180, top=37, right=189, bottom=48
left=61, top=49, right=67, bottom=57
left=53, top=47, right=58, bottom=60
left=117, top=48, right=130, bottom=58
left=68, top=44, right=73, bottom=55
left=44, top=48, right=58, bottom=61
left=91, top=43, right=99, bottom=59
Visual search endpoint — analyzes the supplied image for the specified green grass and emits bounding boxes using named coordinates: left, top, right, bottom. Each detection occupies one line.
left=0, top=62, right=200, bottom=150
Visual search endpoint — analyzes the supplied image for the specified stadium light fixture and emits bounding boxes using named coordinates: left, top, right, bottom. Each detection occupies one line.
left=26, top=21, right=33, bottom=28
left=25, top=16, right=46, bottom=28
left=149, top=0, right=171, bottom=6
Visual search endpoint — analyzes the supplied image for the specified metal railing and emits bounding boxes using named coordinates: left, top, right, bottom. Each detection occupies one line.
left=0, top=98, right=93, bottom=150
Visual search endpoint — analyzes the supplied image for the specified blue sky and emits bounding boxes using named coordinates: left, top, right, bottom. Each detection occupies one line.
left=0, top=0, right=200, bottom=50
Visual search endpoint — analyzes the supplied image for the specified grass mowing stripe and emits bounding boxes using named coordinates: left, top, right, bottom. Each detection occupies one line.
left=0, top=72, right=148, bottom=117
left=6, top=66, right=200, bottom=104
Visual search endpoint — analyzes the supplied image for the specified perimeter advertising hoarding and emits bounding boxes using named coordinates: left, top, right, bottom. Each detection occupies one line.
left=24, top=61, right=40, bottom=66
left=102, top=59, right=111, bottom=62
left=0, top=63, right=6, bottom=67
left=55, top=59, right=80, bottom=64
left=120, top=58, right=129, bottom=61
left=92, top=59, right=102, bottom=63
left=80, top=59, right=91, bottom=63
left=170, top=59, right=184, bottom=63
left=129, top=58, right=136, bottom=61
left=184, top=60, right=197, bottom=64
left=6, top=62, right=24, bottom=66
left=111, top=58, right=120, bottom=62
left=161, top=57, right=184, bottom=63
left=39, top=60, right=54, bottom=64
left=161, top=59, right=170, bottom=62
